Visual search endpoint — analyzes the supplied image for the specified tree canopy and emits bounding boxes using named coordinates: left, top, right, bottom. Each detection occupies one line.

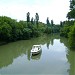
left=67, top=0, right=75, bottom=19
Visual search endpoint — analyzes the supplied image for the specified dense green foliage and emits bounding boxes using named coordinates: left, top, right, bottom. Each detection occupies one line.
left=68, top=24, right=75, bottom=48
left=0, top=15, right=61, bottom=42
left=67, top=0, right=75, bottom=20
left=60, top=20, right=75, bottom=48
left=45, top=18, right=60, bottom=34
left=60, top=25, right=71, bottom=37
left=60, top=0, right=75, bottom=49
left=0, top=16, right=45, bottom=42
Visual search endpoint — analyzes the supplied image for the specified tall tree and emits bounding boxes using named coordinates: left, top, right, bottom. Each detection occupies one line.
left=31, top=17, right=34, bottom=25
left=51, top=20, right=54, bottom=26
left=46, top=17, right=50, bottom=26
left=27, top=12, right=30, bottom=23
left=60, top=21, right=63, bottom=27
left=35, top=13, right=39, bottom=28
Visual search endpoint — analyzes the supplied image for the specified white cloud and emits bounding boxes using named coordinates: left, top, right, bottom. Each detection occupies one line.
left=0, top=0, right=69, bottom=24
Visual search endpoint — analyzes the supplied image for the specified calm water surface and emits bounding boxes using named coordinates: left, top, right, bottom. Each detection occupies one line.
left=0, top=34, right=75, bottom=75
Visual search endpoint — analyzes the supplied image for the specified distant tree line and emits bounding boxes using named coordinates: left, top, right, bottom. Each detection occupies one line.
left=0, top=11, right=62, bottom=43
left=45, top=17, right=60, bottom=34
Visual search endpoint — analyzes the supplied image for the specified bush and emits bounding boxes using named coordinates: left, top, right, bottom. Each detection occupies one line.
left=44, top=27, right=51, bottom=34
left=0, top=22, right=12, bottom=41
left=60, top=25, right=71, bottom=37
left=68, top=24, right=75, bottom=48
left=23, top=28, right=32, bottom=39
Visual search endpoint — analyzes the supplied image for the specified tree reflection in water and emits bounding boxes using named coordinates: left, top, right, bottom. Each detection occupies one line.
left=0, top=34, right=75, bottom=75
left=60, top=36, right=75, bottom=75
left=66, top=49, right=75, bottom=75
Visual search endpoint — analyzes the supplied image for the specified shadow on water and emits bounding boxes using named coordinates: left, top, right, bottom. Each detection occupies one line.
left=0, top=33, right=75, bottom=75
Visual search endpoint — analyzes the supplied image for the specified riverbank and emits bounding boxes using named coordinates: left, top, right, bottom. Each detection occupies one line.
left=0, top=41, right=7, bottom=46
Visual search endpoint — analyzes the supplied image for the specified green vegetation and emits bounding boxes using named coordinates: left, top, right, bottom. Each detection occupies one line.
left=0, top=12, right=61, bottom=43
left=60, top=0, right=75, bottom=49
left=0, top=16, right=44, bottom=42
left=67, top=0, right=75, bottom=19
left=45, top=17, right=60, bottom=34
left=68, top=24, right=75, bottom=48
left=60, top=25, right=71, bottom=38
left=60, top=21, right=75, bottom=48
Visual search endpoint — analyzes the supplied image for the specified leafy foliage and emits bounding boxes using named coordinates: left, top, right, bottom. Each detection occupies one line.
left=68, top=24, right=75, bottom=48
left=67, top=0, right=75, bottom=19
left=44, top=27, right=51, bottom=34
left=60, top=25, right=71, bottom=37
left=0, top=13, right=61, bottom=43
left=0, top=16, right=41, bottom=42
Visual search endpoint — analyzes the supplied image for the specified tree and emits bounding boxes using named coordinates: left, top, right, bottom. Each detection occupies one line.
left=67, top=0, right=75, bottom=20
left=35, top=13, right=39, bottom=28
left=67, top=9, right=75, bottom=19
left=46, top=17, right=50, bottom=26
left=51, top=20, right=54, bottom=26
left=23, top=28, right=32, bottom=39
left=68, top=24, right=75, bottom=48
left=70, top=0, right=75, bottom=10
left=27, top=12, right=30, bottom=23
left=60, top=25, right=70, bottom=37
left=31, top=17, right=34, bottom=25
left=0, top=22, right=12, bottom=41
left=60, top=21, right=63, bottom=27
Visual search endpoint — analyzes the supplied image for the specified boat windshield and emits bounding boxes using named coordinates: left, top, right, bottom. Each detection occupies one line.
left=33, top=45, right=41, bottom=48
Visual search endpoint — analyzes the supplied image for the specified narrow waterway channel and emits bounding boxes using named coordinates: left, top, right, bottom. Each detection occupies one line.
left=0, top=34, right=75, bottom=75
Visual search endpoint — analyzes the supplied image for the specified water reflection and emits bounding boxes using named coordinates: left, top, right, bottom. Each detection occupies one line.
left=0, top=34, right=52, bottom=68
left=31, top=51, right=42, bottom=60
left=66, top=49, right=75, bottom=75
left=60, top=37, right=75, bottom=75
left=0, top=34, right=75, bottom=75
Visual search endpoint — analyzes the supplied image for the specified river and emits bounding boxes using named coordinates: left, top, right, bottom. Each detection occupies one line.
left=0, top=34, right=75, bottom=75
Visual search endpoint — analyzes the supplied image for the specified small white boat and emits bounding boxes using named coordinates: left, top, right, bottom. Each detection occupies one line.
left=31, top=45, right=42, bottom=55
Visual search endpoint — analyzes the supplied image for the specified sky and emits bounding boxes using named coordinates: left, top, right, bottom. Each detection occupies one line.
left=0, top=0, right=70, bottom=24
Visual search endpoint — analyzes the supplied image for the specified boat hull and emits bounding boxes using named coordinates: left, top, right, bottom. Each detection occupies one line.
left=31, top=50, right=41, bottom=55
